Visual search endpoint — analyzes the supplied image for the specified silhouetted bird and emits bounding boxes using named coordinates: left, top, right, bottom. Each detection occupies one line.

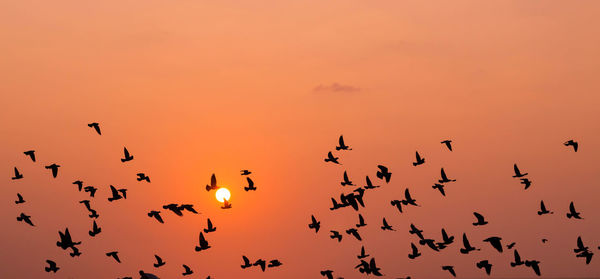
left=241, top=256, right=252, bottom=269
left=358, top=246, right=369, bottom=259
left=179, top=204, right=198, bottom=214
left=368, top=258, right=383, bottom=276
left=45, top=163, right=60, bottom=178
left=15, top=193, right=25, bottom=204
left=320, top=270, right=335, bottom=279
left=542, top=238, right=548, bottom=243
left=84, top=186, right=97, bottom=197
left=442, top=266, right=456, bottom=277
left=182, top=265, right=193, bottom=275
left=441, top=228, right=454, bottom=245
left=24, top=150, right=36, bottom=162
left=108, top=185, right=125, bottom=202
left=153, top=255, right=165, bottom=268
left=576, top=250, right=593, bottom=264
left=253, top=259, right=266, bottom=271
left=520, top=178, right=532, bottom=189
left=510, top=250, right=525, bottom=267
left=441, top=140, right=453, bottom=151
left=12, top=167, right=23, bottom=180
left=507, top=242, right=517, bottom=249
left=195, top=232, right=211, bottom=251
left=244, top=177, right=256, bottom=191
left=574, top=236, right=589, bottom=254
left=364, top=175, right=380, bottom=189
left=240, top=170, right=252, bottom=175
left=413, top=151, right=425, bottom=166
left=564, top=140, right=578, bottom=152
left=376, top=165, right=392, bottom=183
left=525, top=259, right=541, bottom=276
left=324, top=151, right=340, bottom=164
left=148, top=211, right=164, bottom=223
left=408, top=243, right=421, bottom=259
left=56, top=228, right=81, bottom=251
left=460, top=233, right=479, bottom=254
left=391, top=200, right=403, bottom=213
left=381, top=218, right=394, bottom=231
left=356, top=214, right=366, bottom=227
left=346, top=228, right=362, bottom=241
left=438, top=168, right=456, bottom=183
left=89, top=220, right=101, bottom=237
left=163, top=204, right=184, bottom=216
left=484, top=237, right=503, bottom=253
left=73, top=180, right=83, bottom=191
left=567, top=201, right=582, bottom=219
left=204, top=218, right=216, bottom=233
left=538, top=200, right=553, bottom=215
left=88, top=122, right=101, bottom=135
left=419, top=238, right=440, bottom=251
left=309, top=215, right=320, bottom=233
left=268, top=259, right=282, bottom=268
left=403, top=188, right=418, bottom=206
left=476, top=260, right=492, bottom=275
left=432, top=183, right=445, bottom=196
left=106, top=251, right=121, bottom=263
left=17, top=213, right=34, bottom=226
left=330, top=230, right=342, bottom=242
left=221, top=198, right=232, bottom=209
left=336, top=135, right=351, bottom=150
left=45, top=260, right=59, bottom=273
left=409, top=224, right=424, bottom=239
left=206, top=174, right=218, bottom=191
left=121, top=147, right=133, bottom=162
left=136, top=173, right=150, bottom=182
left=512, top=164, right=528, bottom=178
left=473, top=212, right=488, bottom=226
left=341, top=171, right=354, bottom=186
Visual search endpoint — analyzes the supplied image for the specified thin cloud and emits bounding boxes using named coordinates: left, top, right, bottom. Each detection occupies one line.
left=313, top=83, right=361, bottom=93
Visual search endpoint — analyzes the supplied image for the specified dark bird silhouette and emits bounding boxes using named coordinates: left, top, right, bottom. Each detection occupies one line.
left=512, top=164, right=528, bottom=178
left=15, top=193, right=25, bottom=204
left=574, top=236, right=589, bottom=254
left=460, top=233, right=479, bottom=254
left=45, top=260, right=59, bottom=273
left=320, top=270, right=335, bottom=279
left=576, top=250, right=593, bottom=264
left=364, top=175, right=380, bottom=189
left=346, top=228, right=362, bottom=241
left=356, top=214, right=366, bottom=227
left=69, top=247, right=81, bottom=257
left=408, top=243, right=421, bottom=259
left=56, top=228, right=81, bottom=251
left=241, top=256, right=252, bottom=269
left=438, top=168, right=456, bottom=183
left=324, top=151, right=340, bottom=164
left=240, top=169, right=252, bottom=175
left=567, top=201, right=582, bottom=219
left=195, top=232, right=211, bottom=251
left=538, top=200, right=553, bottom=215
left=341, top=171, right=354, bottom=186
left=16, top=213, right=34, bottom=226
left=89, top=220, right=101, bottom=237
left=476, top=260, right=492, bottom=275
left=564, top=140, right=578, bottom=152
left=381, top=218, right=394, bottom=231
left=419, top=238, right=440, bottom=252
left=88, top=122, right=101, bottom=135
left=542, top=238, right=548, bottom=243
left=409, top=224, right=424, bottom=240
left=84, top=186, right=97, bottom=197
left=206, top=174, right=218, bottom=191
left=73, top=180, right=83, bottom=191
left=507, top=242, right=516, bottom=249
left=253, top=259, right=266, bottom=271
left=441, top=228, right=454, bottom=245
left=510, top=250, right=525, bottom=267
left=309, top=215, right=320, bottom=233
left=221, top=198, right=232, bottom=209
left=441, top=140, right=453, bottom=151
left=520, top=178, right=532, bottom=190
left=244, top=177, right=257, bottom=191
left=336, top=135, right=351, bottom=150
left=24, top=150, right=36, bottom=162
left=525, top=260, right=541, bottom=276
left=106, top=251, right=121, bottom=263
left=413, top=151, right=425, bottom=166
left=136, top=173, right=150, bottom=182
left=163, top=204, right=184, bottom=216
left=432, top=183, right=446, bottom=196
left=368, top=258, right=383, bottom=276
left=204, top=218, right=216, bottom=233
left=179, top=204, right=198, bottom=214
left=358, top=246, right=369, bottom=259
left=121, top=147, right=133, bottom=162
left=182, top=265, right=193, bottom=276
left=473, top=212, right=488, bottom=226
left=153, top=255, right=165, bottom=268
left=376, top=165, right=392, bottom=183
left=484, top=237, right=503, bottom=253
left=148, top=211, right=164, bottom=223
left=403, top=188, right=418, bottom=206
left=108, top=185, right=125, bottom=202
left=330, top=230, right=342, bottom=242
left=268, top=259, right=282, bottom=268
left=442, top=266, right=456, bottom=277
left=11, top=167, right=23, bottom=180
left=45, top=163, right=60, bottom=178
left=390, top=200, right=403, bottom=213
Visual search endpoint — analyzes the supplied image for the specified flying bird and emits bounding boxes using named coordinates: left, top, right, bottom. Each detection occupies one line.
left=206, top=174, right=218, bottom=191
left=507, top=242, right=517, bottom=249
left=567, top=201, right=582, bottom=219
left=244, top=177, right=257, bottom=191
left=408, top=243, right=421, bottom=259
left=204, top=218, right=217, bottom=233
left=476, top=260, right=492, bottom=275
left=564, top=140, right=578, bottom=152
left=330, top=230, right=342, bottom=242
left=520, top=178, right=532, bottom=190
left=121, top=147, right=133, bottom=162
left=73, top=180, right=84, bottom=191
left=460, top=233, right=479, bottom=254
left=381, top=218, right=394, bottom=231
left=106, top=251, right=121, bottom=263
left=45, top=163, right=60, bottom=178
left=253, top=259, right=266, bottom=271
left=268, top=259, right=282, bottom=268
left=442, top=266, right=456, bottom=277
left=241, top=256, right=252, bottom=269
left=309, top=215, right=320, bottom=233
left=538, top=200, right=553, bottom=215
left=11, top=167, right=23, bottom=180
left=88, top=122, right=101, bottom=135
left=23, top=150, right=36, bottom=162
left=136, top=173, right=150, bottom=182
left=108, top=185, right=125, bottom=202
left=336, top=135, right=351, bottom=150
left=153, top=255, right=166, bottom=268
left=413, top=151, right=425, bottom=166
left=473, top=212, right=488, bottom=226
left=15, top=193, right=25, bottom=204
left=432, top=183, right=446, bottom=196
left=441, top=140, right=453, bottom=151
left=182, top=265, right=193, bottom=276
left=376, top=165, right=392, bottom=183
left=345, top=228, right=362, bottom=241
left=148, top=211, right=164, bottom=223
left=512, top=164, right=528, bottom=178
left=324, top=151, right=340, bottom=164
left=320, top=270, right=335, bottom=279
left=195, top=232, right=211, bottom=251
left=89, top=220, right=101, bottom=237
left=221, top=198, right=232, bottom=209
left=510, top=249, right=525, bottom=267
left=341, top=171, right=354, bottom=186
left=483, top=237, right=503, bottom=253
left=440, top=228, right=454, bottom=245
left=84, top=186, right=97, bottom=197
left=438, top=168, right=456, bottom=183
left=525, top=259, right=541, bottom=276
left=45, top=260, right=59, bottom=273
left=357, top=246, right=369, bottom=259
left=240, top=170, right=252, bottom=175
left=356, top=214, right=366, bottom=227
left=17, top=213, right=34, bottom=226
left=364, top=175, right=380, bottom=189
left=403, top=188, right=418, bottom=206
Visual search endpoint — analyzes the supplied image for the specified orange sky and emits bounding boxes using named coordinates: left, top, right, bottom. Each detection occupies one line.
left=1, top=0, right=600, bottom=278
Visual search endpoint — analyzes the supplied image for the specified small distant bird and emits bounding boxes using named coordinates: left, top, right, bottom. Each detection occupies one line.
left=438, top=168, right=456, bottom=183
left=356, top=214, right=366, bottom=227
left=195, top=232, right=211, bottom=251
left=240, top=170, right=252, bottom=175
left=376, top=165, right=392, bottom=183
left=574, top=236, right=589, bottom=253
left=346, top=228, right=362, bottom=241
left=567, top=201, right=582, bottom=219
left=206, top=174, right=218, bottom=191
left=106, top=251, right=121, bottom=263
left=413, top=151, right=425, bottom=166
left=336, top=135, right=351, bottom=150
left=11, top=167, right=23, bottom=180
left=403, top=188, right=418, bottom=206
left=576, top=250, right=593, bottom=265
left=56, top=228, right=81, bottom=251
left=408, top=243, right=421, bottom=259
left=381, top=218, right=394, bottom=231
left=320, top=270, right=335, bottom=279
left=367, top=258, right=383, bottom=276
left=358, top=246, right=369, bottom=259
left=473, top=212, right=488, bottom=226
left=24, top=150, right=36, bottom=162
left=108, top=185, right=125, bottom=202
left=88, top=122, right=101, bottom=135
left=441, top=140, right=453, bottom=151
left=89, top=220, right=101, bottom=237
left=520, top=178, right=532, bottom=190
left=512, top=164, right=528, bottom=178
left=120, top=147, right=133, bottom=162
left=45, top=163, right=60, bottom=178
left=309, top=215, right=320, bottom=233
left=409, top=224, right=424, bottom=239
left=341, top=171, right=354, bottom=186
left=542, top=238, right=548, bottom=243
left=564, top=140, right=578, bottom=152
left=73, top=180, right=83, bottom=191
left=153, top=255, right=165, bottom=268
left=484, top=237, right=503, bottom=253
left=525, top=259, right=541, bottom=276
left=17, top=213, right=34, bottom=226
left=148, top=211, right=164, bottom=223
left=507, top=242, right=516, bottom=249
left=244, top=177, right=256, bottom=191
left=163, top=204, right=184, bottom=216
left=241, top=256, right=252, bottom=269
left=15, top=193, right=25, bottom=204
left=268, top=259, right=282, bottom=268
left=180, top=204, right=198, bottom=214
left=84, top=186, right=97, bottom=197
left=441, top=228, right=454, bottom=245
left=510, top=249, right=525, bottom=267
left=45, top=260, right=59, bottom=273
left=330, top=230, right=342, bottom=242
left=476, top=260, right=492, bottom=275
left=432, top=183, right=446, bottom=196
left=253, top=259, right=266, bottom=271
left=136, top=173, right=150, bottom=182
left=538, top=200, right=553, bottom=215
left=221, top=198, right=232, bottom=209
left=442, top=266, right=456, bottom=277
left=324, top=151, right=340, bottom=164
left=364, top=175, right=380, bottom=189
left=204, top=218, right=216, bottom=233
left=182, top=265, right=193, bottom=276
left=460, top=233, right=479, bottom=254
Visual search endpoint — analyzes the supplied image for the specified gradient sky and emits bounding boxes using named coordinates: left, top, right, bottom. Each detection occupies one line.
left=1, top=0, right=600, bottom=278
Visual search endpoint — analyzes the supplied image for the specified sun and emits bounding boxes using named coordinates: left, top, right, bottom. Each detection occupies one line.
left=215, top=188, right=231, bottom=203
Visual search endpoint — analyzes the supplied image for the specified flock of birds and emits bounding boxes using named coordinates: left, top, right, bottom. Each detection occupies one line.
left=11, top=122, right=275, bottom=278
left=310, top=135, right=589, bottom=278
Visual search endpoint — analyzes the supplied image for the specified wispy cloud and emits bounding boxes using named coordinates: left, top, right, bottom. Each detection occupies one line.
left=313, top=83, right=361, bottom=94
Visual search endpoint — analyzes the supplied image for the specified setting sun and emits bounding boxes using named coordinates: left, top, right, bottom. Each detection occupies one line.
left=215, top=188, right=231, bottom=203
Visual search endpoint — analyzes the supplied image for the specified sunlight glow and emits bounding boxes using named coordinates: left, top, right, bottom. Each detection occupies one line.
left=215, top=188, right=231, bottom=203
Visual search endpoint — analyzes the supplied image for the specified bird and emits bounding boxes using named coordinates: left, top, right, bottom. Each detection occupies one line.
left=341, top=171, right=354, bottom=186
left=180, top=204, right=198, bottom=214
left=473, top=212, right=488, bottom=226
left=106, top=251, right=121, bottom=263
left=440, top=228, right=454, bottom=245
left=136, top=173, right=150, bottom=182
left=538, top=200, right=553, bottom=215
left=525, top=259, right=541, bottom=276
left=89, top=220, right=101, bottom=237
left=346, top=228, right=362, bottom=241
left=84, top=186, right=97, bottom=197
left=376, top=165, right=392, bottom=183
left=507, top=242, right=517, bottom=249
left=221, top=198, right=232, bottom=209
left=163, top=204, right=184, bottom=216
left=330, top=230, right=342, bottom=242
left=108, top=185, right=125, bottom=202
left=204, top=218, right=216, bottom=233
left=148, top=211, right=164, bottom=223
left=408, top=243, right=421, bottom=259
left=542, top=238, right=549, bottom=243
left=268, top=259, right=282, bottom=268
left=567, top=201, right=582, bottom=219
left=364, top=175, right=380, bottom=189
left=356, top=214, right=366, bottom=227
left=476, top=260, right=492, bottom=275
left=483, top=237, right=503, bottom=253
left=121, top=147, right=133, bottom=162
left=182, top=265, right=193, bottom=276
left=432, top=183, right=446, bottom=196
left=413, top=151, right=425, bottom=166
left=441, top=140, right=453, bottom=151
left=23, top=150, right=36, bottom=162
left=442, top=266, right=456, bottom=277
left=408, top=223, right=425, bottom=240
left=367, top=258, right=383, bottom=276
left=11, top=167, right=23, bottom=180
left=16, top=213, right=34, bottom=226
left=195, top=232, right=211, bottom=251
left=88, top=122, right=101, bottom=135
left=512, top=164, right=528, bottom=178
left=520, top=178, right=532, bottom=190
left=240, top=170, right=252, bottom=175
left=391, top=200, right=403, bottom=213
left=206, top=174, right=218, bottom=191
left=460, top=233, right=479, bottom=254
left=240, top=256, right=253, bottom=269
left=253, top=259, right=266, bottom=271
left=336, top=135, right=351, bottom=150
left=153, top=255, right=165, bottom=268
left=45, top=163, right=60, bottom=178
left=564, top=140, right=578, bottom=152
left=45, top=260, right=59, bottom=273
left=324, top=151, right=340, bottom=164
left=510, top=249, right=525, bottom=267
left=73, top=180, right=83, bottom=191
left=320, top=270, right=335, bottom=279
left=381, top=218, right=394, bottom=231
left=438, top=168, right=456, bottom=183
left=15, top=193, right=25, bottom=204
left=576, top=250, right=594, bottom=265
left=403, top=188, right=418, bottom=206
left=56, top=228, right=81, bottom=251
left=357, top=246, right=369, bottom=259
left=244, top=177, right=257, bottom=191
left=309, top=215, right=320, bottom=233
left=419, top=238, right=440, bottom=251
left=574, top=236, right=589, bottom=254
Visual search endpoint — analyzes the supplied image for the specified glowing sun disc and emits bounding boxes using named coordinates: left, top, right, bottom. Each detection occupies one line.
left=215, top=188, right=231, bottom=203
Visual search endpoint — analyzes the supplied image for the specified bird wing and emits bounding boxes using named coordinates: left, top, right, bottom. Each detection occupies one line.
left=440, top=168, right=448, bottom=180
left=211, top=174, right=217, bottom=188
left=207, top=218, right=213, bottom=228
left=343, top=171, right=349, bottom=181
left=110, top=185, right=118, bottom=196
left=513, top=164, right=520, bottom=175
left=569, top=202, right=576, bottom=213
left=462, top=233, right=471, bottom=246
left=247, top=177, right=254, bottom=187
left=474, top=212, right=484, bottom=222
left=123, top=147, right=130, bottom=157
left=404, top=188, right=412, bottom=200
left=339, top=135, right=345, bottom=146
left=415, top=151, right=421, bottom=161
